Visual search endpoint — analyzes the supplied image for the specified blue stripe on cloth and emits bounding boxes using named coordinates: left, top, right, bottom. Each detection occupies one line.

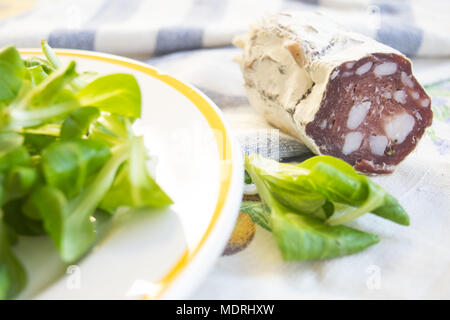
left=374, top=0, right=423, bottom=56
left=48, top=0, right=141, bottom=51
left=48, top=30, right=96, bottom=50
left=283, top=0, right=319, bottom=6
left=377, top=2, right=404, bottom=14
left=154, top=27, right=203, bottom=56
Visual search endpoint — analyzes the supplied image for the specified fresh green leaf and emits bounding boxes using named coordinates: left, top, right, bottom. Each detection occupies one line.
left=0, top=146, right=30, bottom=173
left=61, top=107, right=100, bottom=139
left=244, top=171, right=252, bottom=184
left=0, top=219, right=27, bottom=299
left=0, top=43, right=173, bottom=298
left=41, top=40, right=61, bottom=69
left=41, top=139, right=111, bottom=198
left=23, top=133, right=57, bottom=155
left=245, top=154, right=409, bottom=226
left=3, top=200, right=45, bottom=236
left=271, top=208, right=379, bottom=261
left=2, top=166, right=38, bottom=204
left=0, top=46, right=25, bottom=103
left=23, top=56, right=54, bottom=75
left=304, top=159, right=408, bottom=226
left=89, top=114, right=130, bottom=146
left=77, top=73, right=141, bottom=118
left=244, top=153, right=408, bottom=261
left=70, top=71, right=99, bottom=91
left=0, top=132, right=24, bottom=157
left=4, top=61, right=79, bottom=129
left=24, top=186, right=66, bottom=242
left=371, top=194, right=410, bottom=226
left=28, top=143, right=129, bottom=262
left=100, top=136, right=172, bottom=211
left=27, top=65, right=49, bottom=87
left=20, top=61, right=76, bottom=109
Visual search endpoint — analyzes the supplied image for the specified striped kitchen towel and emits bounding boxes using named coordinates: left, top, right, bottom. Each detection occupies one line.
left=0, top=0, right=449, bottom=58
left=2, top=0, right=450, bottom=300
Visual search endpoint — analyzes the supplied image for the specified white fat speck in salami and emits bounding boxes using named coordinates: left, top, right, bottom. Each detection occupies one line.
left=384, top=113, right=415, bottom=144
left=411, top=91, right=419, bottom=99
left=235, top=11, right=433, bottom=174
left=374, top=62, right=397, bottom=77
left=342, top=132, right=363, bottom=155
left=414, top=111, right=423, bottom=120
left=394, top=90, right=407, bottom=103
left=346, top=62, right=355, bottom=69
left=356, top=62, right=373, bottom=75
left=421, top=99, right=430, bottom=107
left=330, top=69, right=339, bottom=80
left=401, top=71, right=414, bottom=88
left=347, top=101, right=371, bottom=129
left=369, top=135, right=388, bottom=156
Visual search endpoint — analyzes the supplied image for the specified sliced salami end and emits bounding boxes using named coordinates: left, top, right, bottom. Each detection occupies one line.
left=235, top=12, right=433, bottom=174
left=305, top=53, right=433, bottom=174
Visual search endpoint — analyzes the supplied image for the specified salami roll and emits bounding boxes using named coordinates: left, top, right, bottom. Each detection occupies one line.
left=234, top=12, right=433, bottom=174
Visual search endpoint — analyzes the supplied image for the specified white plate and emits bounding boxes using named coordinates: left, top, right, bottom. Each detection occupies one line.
left=15, top=49, right=243, bottom=299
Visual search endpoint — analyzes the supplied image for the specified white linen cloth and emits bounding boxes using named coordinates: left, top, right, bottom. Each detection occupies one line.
left=1, top=0, right=450, bottom=299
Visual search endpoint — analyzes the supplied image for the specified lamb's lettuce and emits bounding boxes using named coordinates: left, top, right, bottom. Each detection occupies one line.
left=100, top=135, right=173, bottom=212
left=271, top=209, right=379, bottom=261
left=77, top=74, right=141, bottom=118
left=0, top=42, right=172, bottom=298
left=2, top=61, right=79, bottom=130
left=28, top=65, right=49, bottom=87
left=60, top=107, right=100, bottom=139
left=27, top=143, right=129, bottom=262
left=0, top=132, right=23, bottom=157
left=0, top=220, right=26, bottom=300
left=41, top=139, right=111, bottom=198
left=0, top=46, right=25, bottom=104
left=244, top=154, right=409, bottom=260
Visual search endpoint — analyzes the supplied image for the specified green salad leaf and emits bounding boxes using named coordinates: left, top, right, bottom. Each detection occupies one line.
left=60, top=107, right=100, bottom=139
left=271, top=209, right=379, bottom=261
left=77, top=73, right=141, bottom=118
left=28, top=65, right=49, bottom=87
left=0, top=220, right=27, bottom=299
left=2, top=166, right=38, bottom=203
left=0, top=46, right=25, bottom=104
left=0, top=42, right=172, bottom=298
left=100, top=136, right=173, bottom=212
left=0, top=132, right=24, bottom=157
left=2, top=61, right=79, bottom=130
left=3, top=200, right=45, bottom=236
left=244, top=154, right=409, bottom=260
left=41, top=139, right=111, bottom=198
left=28, top=143, right=129, bottom=262
left=23, top=56, right=54, bottom=75
left=0, top=146, right=30, bottom=173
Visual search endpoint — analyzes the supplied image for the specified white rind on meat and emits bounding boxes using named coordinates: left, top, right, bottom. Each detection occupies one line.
left=233, top=11, right=407, bottom=156
left=233, top=11, right=432, bottom=174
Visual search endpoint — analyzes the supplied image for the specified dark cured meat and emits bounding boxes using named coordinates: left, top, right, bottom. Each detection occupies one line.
left=234, top=12, right=433, bottom=174
left=305, top=53, right=433, bottom=174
